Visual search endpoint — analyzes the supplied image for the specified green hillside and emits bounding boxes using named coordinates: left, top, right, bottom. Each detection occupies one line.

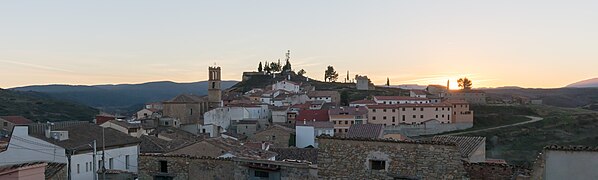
left=0, top=89, right=99, bottom=122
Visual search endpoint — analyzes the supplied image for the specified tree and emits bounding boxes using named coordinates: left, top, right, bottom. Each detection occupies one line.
left=386, top=77, right=390, bottom=86
left=282, top=59, right=292, bottom=72
left=282, top=50, right=292, bottom=72
left=457, top=77, right=473, bottom=90
left=263, top=61, right=271, bottom=73
left=340, top=90, right=349, bottom=106
left=270, top=61, right=281, bottom=72
left=258, top=62, right=263, bottom=72
left=297, top=69, right=306, bottom=76
left=324, top=65, right=339, bottom=82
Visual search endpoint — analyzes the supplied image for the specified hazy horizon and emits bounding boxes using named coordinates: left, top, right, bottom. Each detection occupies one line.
left=2, top=0, right=598, bottom=89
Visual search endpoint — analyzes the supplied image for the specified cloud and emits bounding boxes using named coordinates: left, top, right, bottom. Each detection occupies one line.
left=0, top=59, right=75, bottom=73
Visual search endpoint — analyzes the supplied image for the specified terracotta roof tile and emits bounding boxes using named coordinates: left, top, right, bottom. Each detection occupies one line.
left=0, top=116, right=33, bottom=124
left=346, top=124, right=384, bottom=139
left=295, top=109, right=329, bottom=121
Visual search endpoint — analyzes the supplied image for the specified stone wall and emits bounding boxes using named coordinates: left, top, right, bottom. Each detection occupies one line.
left=384, top=122, right=473, bottom=137
left=138, top=154, right=235, bottom=180
left=464, top=162, right=530, bottom=180
left=317, top=137, right=467, bottom=179
left=139, top=154, right=316, bottom=180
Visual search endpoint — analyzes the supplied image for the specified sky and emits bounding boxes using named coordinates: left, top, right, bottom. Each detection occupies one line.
left=1, top=0, right=597, bottom=89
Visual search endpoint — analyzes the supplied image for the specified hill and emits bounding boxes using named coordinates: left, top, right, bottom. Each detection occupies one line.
left=11, top=81, right=238, bottom=112
left=485, top=88, right=598, bottom=109
left=567, top=78, right=598, bottom=88
left=0, top=89, right=98, bottom=122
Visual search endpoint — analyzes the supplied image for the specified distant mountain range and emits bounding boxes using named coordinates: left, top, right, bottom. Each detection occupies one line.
left=567, top=78, right=598, bottom=88
left=11, top=81, right=238, bottom=112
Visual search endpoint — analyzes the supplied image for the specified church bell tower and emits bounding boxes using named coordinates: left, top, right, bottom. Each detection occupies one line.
left=208, top=66, right=222, bottom=108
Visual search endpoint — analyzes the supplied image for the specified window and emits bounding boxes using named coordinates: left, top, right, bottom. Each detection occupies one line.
left=85, top=162, right=88, bottom=172
left=255, top=170, right=270, bottom=178
left=345, top=129, right=348, bottom=132
left=383, top=109, right=387, bottom=112
left=272, top=135, right=276, bottom=140
left=402, top=115, right=405, bottom=121
left=373, top=109, right=377, bottom=112
left=160, top=160, right=168, bottom=173
left=402, top=108, right=405, bottom=111
left=420, top=108, right=424, bottom=111
left=442, top=114, right=445, bottom=118
left=372, top=116, right=376, bottom=120
left=370, top=160, right=386, bottom=170
left=412, top=115, right=416, bottom=118
left=435, top=107, right=438, bottom=111
left=420, top=115, right=424, bottom=119
left=350, top=121, right=354, bottom=125
left=77, top=164, right=80, bottom=174
left=333, top=121, right=336, bottom=124
left=436, top=115, right=439, bottom=118
left=392, top=116, right=396, bottom=122
left=190, top=108, right=193, bottom=115
left=99, top=160, right=103, bottom=169
left=392, top=109, right=396, bottom=112
left=3, top=122, right=8, bottom=126
left=109, top=158, right=113, bottom=169
left=125, top=155, right=130, bottom=170
left=413, top=108, right=416, bottom=111
left=345, top=121, right=348, bottom=124
left=383, top=116, right=386, bottom=120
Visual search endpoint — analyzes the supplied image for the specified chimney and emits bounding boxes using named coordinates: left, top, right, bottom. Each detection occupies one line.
left=45, top=122, right=53, bottom=138
left=303, top=121, right=306, bottom=125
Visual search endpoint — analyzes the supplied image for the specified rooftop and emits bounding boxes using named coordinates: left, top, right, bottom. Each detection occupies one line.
left=164, top=94, right=207, bottom=103
left=373, top=96, right=429, bottom=101
left=346, top=124, right=384, bottom=139
left=318, top=135, right=457, bottom=146
left=269, top=147, right=318, bottom=164
left=307, top=90, right=339, bottom=97
left=432, top=136, right=485, bottom=158
left=0, top=116, right=33, bottom=125
left=295, top=109, right=329, bottom=121
left=29, top=123, right=141, bottom=152
left=349, top=99, right=376, bottom=105
left=367, top=102, right=452, bottom=108
left=296, top=120, right=334, bottom=129
left=544, top=145, right=598, bottom=152
left=329, top=106, right=368, bottom=116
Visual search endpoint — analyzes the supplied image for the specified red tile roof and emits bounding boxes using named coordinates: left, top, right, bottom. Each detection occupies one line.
left=295, top=109, right=329, bottom=121
left=0, top=116, right=33, bottom=124
left=349, top=99, right=376, bottom=105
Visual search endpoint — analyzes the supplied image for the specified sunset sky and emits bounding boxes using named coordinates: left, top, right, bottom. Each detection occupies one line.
left=1, top=0, right=597, bottom=88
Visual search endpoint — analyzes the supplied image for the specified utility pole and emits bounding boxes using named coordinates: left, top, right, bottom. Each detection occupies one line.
left=101, top=128, right=106, bottom=180
left=66, top=149, right=72, bottom=180
left=92, top=140, right=97, bottom=180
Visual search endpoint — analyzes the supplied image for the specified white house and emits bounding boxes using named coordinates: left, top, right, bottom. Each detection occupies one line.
left=0, top=124, right=140, bottom=180
left=295, top=120, right=334, bottom=148
left=136, top=108, right=161, bottom=119
left=202, top=105, right=270, bottom=137
left=272, top=80, right=301, bottom=93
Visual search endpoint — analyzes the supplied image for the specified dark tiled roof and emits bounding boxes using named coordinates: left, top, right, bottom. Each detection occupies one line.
left=318, top=135, right=457, bottom=146
left=237, top=120, right=259, bottom=125
left=307, top=91, right=339, bottom=97
left=0, top=116, right=33, bottom=124
left=45, top=162, right=67, bottom=179
left=432, top=136, right=485, bottom=158
left=30, top=123, right=141, bottom=152
left=296, top=109, right=329, bottom=121
left=270, top=147, right=318, bottom=164
left=544, top=145, right=598, bottom=152
left=105, top=120, right=142, bottom=129
left=346, top=124, right=384, bottom=139
left=165, top=94, right=207, bottom=103
left=0, top=161, right=46, bottom=173
left=410, top=90, right=429, bottom=95
left=140, top=127, right=206, bottom=153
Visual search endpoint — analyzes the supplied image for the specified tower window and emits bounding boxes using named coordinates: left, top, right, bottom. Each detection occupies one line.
left=212, top=82, right=216, bottom=89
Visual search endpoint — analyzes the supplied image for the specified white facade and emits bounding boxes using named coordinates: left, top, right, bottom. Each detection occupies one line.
left=203, top=106, right=269, bottom=132
left=310, top=96, right=332, bottom=103
left=71, top=145, right=139, bottom=180
left=296, top=126, right=315, bottom=148
left=136, top=109, right=155, bottom=119
left=0, top=126, right=139, bottom=179
left=271, top=110, right=288, bottom=123
left=272, top=81, right=301, bottom=93
left=0, top=126, right=67, bottom=166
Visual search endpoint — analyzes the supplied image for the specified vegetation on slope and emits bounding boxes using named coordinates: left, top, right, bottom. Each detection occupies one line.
left=0, top=89, right=98, bottom=122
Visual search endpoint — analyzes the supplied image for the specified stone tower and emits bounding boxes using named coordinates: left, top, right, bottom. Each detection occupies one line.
left=208, top=66, right=222, bottom=108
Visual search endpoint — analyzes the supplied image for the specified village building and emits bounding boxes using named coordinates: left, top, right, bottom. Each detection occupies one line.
left=349, top=99, right=377, bottom=107
left=307, top=90, right=340, bottom=105
left=345, top=124, right=384, bottom=139
left=166, top=137, right=277, bottom=160
left=201, top=105, right=269, bottom=137
left=0, top=161, right=67, bottom=180
left=329, top=106, right=368, bottom=134
left=271, top=80, right=301, bottom=93
left=0, top=124, right=140, bottom=179
left=409, top=89, right=429, bottom=98
left=446, top=99, right=474, bottom=123
left=271, top=106, right=289, bottom=124
left=136, top=108, right=161, bottom=119
left=139, top=126, right=205, bottom=154
left=235, top=120, right=258, bottom=137
left=367, top=103, right=453, bottom=126
left=531, top=145, right=598, bottom=180
left=355, top=75, right=374, bottom=90
left=446, top=90, right=487, bottom=104
left=162, top=94, right=210, bottom=125
left=317, top=136, right=468, bottom=179
left=373, top=96, right=431, bottom=104
left=295, top=121, right=334, bottom=148
left=0, top=116, right=33, bottom=134
left=426, top=84, right=448, bottom=97
left=100, top=120, right=148, bottom=137
left=247, top=124, right=295, bottom=148
left=432, top=136, right=486, bottom=162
